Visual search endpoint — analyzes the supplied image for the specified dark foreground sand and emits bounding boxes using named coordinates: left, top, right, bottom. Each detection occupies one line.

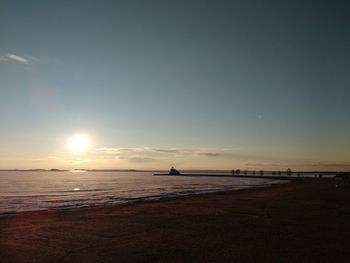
left=0, top=178, right=349, bottom=263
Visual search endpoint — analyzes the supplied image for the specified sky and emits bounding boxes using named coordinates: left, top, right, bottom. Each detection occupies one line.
left=0, top=0, right=349, bottom=171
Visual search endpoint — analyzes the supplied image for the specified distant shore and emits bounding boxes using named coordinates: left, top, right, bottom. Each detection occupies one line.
left=0, top=168, right=341, bottom=176
left=0, top=178, right=349, bottom=263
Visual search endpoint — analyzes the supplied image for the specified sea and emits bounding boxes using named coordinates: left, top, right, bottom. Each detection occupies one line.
left=0, top=170, right=288, bottom=214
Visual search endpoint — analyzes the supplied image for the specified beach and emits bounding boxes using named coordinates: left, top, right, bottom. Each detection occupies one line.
left=0, top=178, right=349, bottom=263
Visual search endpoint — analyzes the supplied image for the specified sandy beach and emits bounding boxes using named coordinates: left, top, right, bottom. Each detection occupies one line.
left=0, top=178, right=349, bottom=263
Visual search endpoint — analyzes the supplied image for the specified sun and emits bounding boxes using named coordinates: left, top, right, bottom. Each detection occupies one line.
left=67, top=134, right=91, bottom=153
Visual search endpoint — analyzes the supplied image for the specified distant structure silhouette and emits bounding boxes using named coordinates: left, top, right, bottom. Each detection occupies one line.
left=287, top=168, right=292, bottom=176
left=169, top=166, right=181, bottom=175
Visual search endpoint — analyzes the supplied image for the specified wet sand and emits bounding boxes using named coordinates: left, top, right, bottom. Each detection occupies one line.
left=0, top=178, right=349, bottom=263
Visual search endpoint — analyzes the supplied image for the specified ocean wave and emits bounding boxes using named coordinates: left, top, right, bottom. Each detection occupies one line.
left=0, top=171, right=285, bottom=214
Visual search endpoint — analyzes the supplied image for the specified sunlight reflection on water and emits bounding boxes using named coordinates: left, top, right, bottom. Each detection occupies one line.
left=0, top=171, right=284, bottom=214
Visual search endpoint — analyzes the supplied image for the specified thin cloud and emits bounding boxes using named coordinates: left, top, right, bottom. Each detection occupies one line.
left=95, top=147, right=243, bottom=158
left=95, top=148, right=140, bottom=154
left=7, top=53, right=29, bottom=64
left=95, top=147, right=288, bottom=164
left=95, top=147, right=181, bottom=155
left=197, top=152, right=222, bottom=157
left=151, top=148, right=179, bottom=153
left=0, top=53, right=32, bottom=64
left=118, top=156, right=156, bottom=163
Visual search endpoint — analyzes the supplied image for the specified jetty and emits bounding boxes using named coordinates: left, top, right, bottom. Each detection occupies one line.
left=153, top=173, right=297, bottom=180
left=154, top=169, right=338, bottom=180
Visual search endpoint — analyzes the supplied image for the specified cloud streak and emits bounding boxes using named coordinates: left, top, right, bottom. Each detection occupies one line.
left=95, top=147, right=181, bottom=155
left=7, top=53, right=29, bottom=64
left=197, top=152, right=222, bottom=157
left=0, top=53, right=33, bottom=64
left=95, top=147, right=245, bottom=160
left=151, top=148, right=179, bottom=153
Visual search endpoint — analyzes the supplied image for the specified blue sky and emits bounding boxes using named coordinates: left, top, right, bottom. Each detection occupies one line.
left=0, top=0, right=349, bottom=170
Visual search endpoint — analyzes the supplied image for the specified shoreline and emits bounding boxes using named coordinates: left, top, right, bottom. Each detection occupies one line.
left=0, top=177, right=286, bottom=216
left=0, top=178, right=287, bottom=217
left=1, top=178, right=349, bottom=262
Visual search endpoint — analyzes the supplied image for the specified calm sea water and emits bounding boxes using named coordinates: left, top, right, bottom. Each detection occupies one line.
left=0, top=171, right=284, bottom=214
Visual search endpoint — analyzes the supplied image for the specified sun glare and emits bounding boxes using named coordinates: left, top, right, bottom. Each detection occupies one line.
left=67, top=134, right=91, bottom=153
